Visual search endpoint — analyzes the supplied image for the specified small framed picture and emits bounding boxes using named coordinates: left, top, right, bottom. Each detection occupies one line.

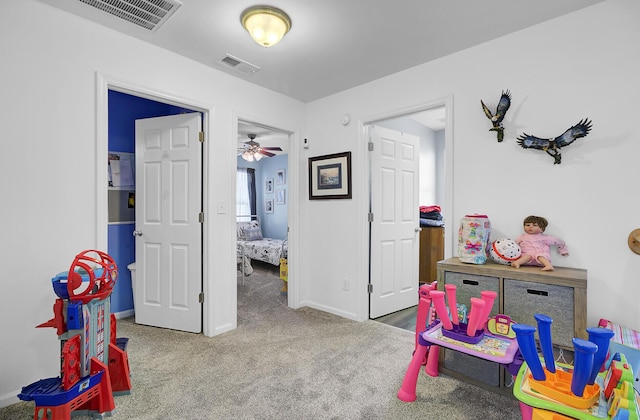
left=309, top=151, right=352, bottom=200
left=265, top=178, right=274, bottom=193
left=276, top=189, right=286, bottom=205
left=265, top=199, right=274, bottom=213
left=276, top=169, right=286, bottom=184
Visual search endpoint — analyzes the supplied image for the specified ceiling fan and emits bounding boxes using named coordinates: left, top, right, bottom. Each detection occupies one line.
left=238, top=134, right=282, bottom=161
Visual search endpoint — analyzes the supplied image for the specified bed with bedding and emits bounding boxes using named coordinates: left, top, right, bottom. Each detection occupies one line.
left=237, top=218, right=287, bottom=276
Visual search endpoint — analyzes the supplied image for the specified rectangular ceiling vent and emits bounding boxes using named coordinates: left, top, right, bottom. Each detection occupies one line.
left=77, top=0, right=181, bottom=31
left=221, top=54, right=261, bottom=75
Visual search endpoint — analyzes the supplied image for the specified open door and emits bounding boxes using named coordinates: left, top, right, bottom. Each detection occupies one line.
left=369, top=126, right=420, bottom=318
left=134, top=113, right=202, bottom=333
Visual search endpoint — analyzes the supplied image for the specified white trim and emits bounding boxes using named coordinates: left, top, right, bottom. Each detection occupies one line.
left=361, top=95, right=454, bottom=321
left=95, top=72, right=214, bottom=335
left=234, top=113, right=300, bottom=310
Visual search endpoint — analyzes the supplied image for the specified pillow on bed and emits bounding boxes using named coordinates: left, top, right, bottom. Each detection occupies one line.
left=243, top=226, right=263, bottom=241
left=237, top=221, right=259, bottom=240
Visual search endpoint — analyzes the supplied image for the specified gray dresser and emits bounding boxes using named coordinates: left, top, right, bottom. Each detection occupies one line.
left=436, top=257, right=587, bottom=396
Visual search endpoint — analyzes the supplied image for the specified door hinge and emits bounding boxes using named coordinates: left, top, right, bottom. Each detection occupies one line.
left=368, top=213, right=374, bottom=223
left=199, top=131, right=204, bottom=143
left=199, top=212, right=204, bottom=223
left=368, top=142, right=374, bottom=151
left=367, top=283, right=373, bottom=294
left=199, top=292, right=204, bottom=303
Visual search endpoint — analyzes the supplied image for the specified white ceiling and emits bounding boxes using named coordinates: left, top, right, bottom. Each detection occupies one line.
left=38, top=0, right=603, bottom=103
left=36, top=0, right=603, bottom=150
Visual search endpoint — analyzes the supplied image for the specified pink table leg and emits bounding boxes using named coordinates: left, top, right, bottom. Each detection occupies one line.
left=466, top=297, right=486, bottom=336
left=397, top=334, right=430, bottom=402
left=479, top=290, right=497, bottom=331
left=429, top=291, right=452, bottom=330
left=445, top=284, right=459, bottom=325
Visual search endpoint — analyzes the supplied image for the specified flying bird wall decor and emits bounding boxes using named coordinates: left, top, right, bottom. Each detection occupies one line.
left=481, top=90, right=511, bottom=142
left=516, top=118, right=593, bottom=164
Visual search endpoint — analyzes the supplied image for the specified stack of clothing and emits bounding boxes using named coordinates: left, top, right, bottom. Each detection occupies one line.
left=419, top=205, right=444, bottom=227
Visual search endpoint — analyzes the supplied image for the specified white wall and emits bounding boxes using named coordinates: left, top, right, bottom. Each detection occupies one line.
left=0, top=0, right=303, bottom=407
left=299, top=0, right=640, bottom=332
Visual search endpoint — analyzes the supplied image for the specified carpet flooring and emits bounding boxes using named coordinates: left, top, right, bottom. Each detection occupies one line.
left=0, top=262, right=522, bottom=419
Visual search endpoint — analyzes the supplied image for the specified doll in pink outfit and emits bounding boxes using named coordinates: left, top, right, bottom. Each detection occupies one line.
left=511, top=215, right=568, bottom=271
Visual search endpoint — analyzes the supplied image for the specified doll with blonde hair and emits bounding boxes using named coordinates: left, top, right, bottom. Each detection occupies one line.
left=511, top=215, right=568, bottom=271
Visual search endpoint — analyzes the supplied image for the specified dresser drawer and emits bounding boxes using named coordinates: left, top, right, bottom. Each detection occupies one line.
left=444, top=272, right=500, bottom=319
left=504, top=279, right=574, bottom=348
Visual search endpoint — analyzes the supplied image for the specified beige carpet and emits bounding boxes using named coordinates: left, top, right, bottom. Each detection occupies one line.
left=0, top=263, right=521, bottom=419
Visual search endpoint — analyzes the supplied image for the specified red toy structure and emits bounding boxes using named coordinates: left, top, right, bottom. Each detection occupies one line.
left=18, top=250, right=131, bottom=419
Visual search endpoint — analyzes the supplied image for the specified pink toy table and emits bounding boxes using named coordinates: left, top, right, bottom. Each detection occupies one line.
left=398, top=319, right=520, bottom=402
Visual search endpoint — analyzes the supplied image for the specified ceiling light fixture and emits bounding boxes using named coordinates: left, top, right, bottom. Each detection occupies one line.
left=241, top=146, right=264, bottom=162
left=240, top=6, right=291, bottom=48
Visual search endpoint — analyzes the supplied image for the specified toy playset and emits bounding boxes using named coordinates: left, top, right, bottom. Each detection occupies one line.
left=513, top=315, right=639, bottom=419
left=17, top=250, right=131, bottom=419
left=397, top=282, right=522, bottom=402
left=396, top=281, right=640, bottom=420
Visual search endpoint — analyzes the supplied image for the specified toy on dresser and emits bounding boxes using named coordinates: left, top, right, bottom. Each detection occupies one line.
left=511, top=216, right=568, bottom=271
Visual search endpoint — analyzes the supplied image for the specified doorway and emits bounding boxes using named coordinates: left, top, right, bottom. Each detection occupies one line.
left=236, top=119, right=293, bottom=305
left=367, top=100, right=451, bottom=321
left=102, top=86, right=206, bottom=333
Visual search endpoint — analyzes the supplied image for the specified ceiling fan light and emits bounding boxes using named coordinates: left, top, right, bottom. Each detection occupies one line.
left=241, top=6, right=291, bottom=47
left=254, top=153, right=263, bottom=161
left=242, top=151, right=254, bottom=162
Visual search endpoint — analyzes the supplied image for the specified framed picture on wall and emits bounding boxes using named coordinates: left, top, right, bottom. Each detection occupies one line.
left=265, top=199, right=274, bottom=213
left=265, top=178, right=274, bottom=193
left=308, top=151, right=352, bottom=200
left=276, top=169, right=286, bottom=184
left=276, top=189, right=286, bottom=205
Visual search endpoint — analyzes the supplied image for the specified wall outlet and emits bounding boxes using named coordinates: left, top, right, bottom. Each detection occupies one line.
left=342, top=278, right=349, bottom=291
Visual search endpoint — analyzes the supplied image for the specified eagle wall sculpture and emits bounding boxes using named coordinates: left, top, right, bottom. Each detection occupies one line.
left=516, top=118, right=593, bottom=164
left=481, top=90, right=511, bottom=142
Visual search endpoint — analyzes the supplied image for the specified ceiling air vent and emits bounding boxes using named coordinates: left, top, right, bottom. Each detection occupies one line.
left=77, top=0, right=181, bottom=31
left=221, top=54, right=261, bottom=75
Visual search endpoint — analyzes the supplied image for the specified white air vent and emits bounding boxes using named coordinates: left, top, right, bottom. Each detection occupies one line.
left=221, top=54, right=261, bottom=75
left=77, top=0, right=181, bottom=31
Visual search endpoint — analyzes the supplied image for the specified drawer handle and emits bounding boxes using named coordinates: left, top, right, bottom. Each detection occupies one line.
left=463, top=280, right=479, bottom=286
left=527, top=289, right=549, bottom=297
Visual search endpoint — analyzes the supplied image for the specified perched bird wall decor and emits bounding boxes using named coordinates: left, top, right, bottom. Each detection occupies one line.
left=516, top=118, right=593, bottom=164
left=481, top=90, right=511, bottom=142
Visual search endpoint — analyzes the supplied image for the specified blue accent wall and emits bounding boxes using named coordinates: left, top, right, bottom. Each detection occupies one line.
left=237, top=154, right=288, bottom=240
left=108, top=90, right=195, bottom=314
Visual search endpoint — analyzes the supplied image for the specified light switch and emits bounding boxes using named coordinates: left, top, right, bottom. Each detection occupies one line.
left=217, top=200, right=226, bottom=214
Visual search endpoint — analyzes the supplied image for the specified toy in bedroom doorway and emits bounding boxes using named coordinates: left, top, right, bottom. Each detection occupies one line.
left=18, top=250, right=132, bottom=419
left=279, top=257, right=288, bottom=295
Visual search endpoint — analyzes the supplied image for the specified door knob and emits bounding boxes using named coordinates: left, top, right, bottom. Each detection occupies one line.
left=415, top=227, right=422, bottom=232
left=133, top=230, right=143, bottom=237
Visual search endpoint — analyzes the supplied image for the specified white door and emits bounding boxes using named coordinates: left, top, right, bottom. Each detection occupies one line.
left=134, top=113, right=202, bottom=333
left=369, top=126, right=420, bottom=318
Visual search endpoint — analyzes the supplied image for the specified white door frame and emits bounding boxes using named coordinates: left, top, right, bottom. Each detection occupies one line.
left=95, top=72, right=212, bottom=333
left=361, top=95, right=454, bottom=320
left=234, top=114, right=299, bottom=310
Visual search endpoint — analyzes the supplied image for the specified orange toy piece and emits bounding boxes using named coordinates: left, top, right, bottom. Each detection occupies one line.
left=527, top=368, right=600, bottom=410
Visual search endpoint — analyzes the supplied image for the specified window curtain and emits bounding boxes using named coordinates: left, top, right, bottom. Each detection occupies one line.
left=237, top=168, right=256, bottom=221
